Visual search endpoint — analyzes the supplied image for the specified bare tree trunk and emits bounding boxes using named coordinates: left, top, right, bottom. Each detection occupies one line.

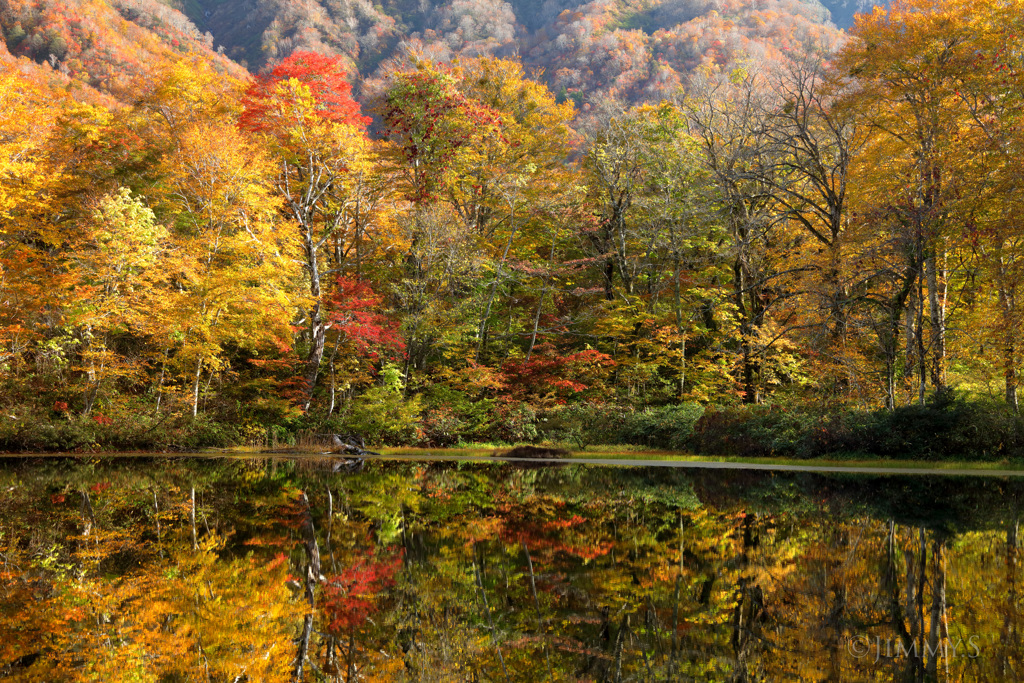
left=477, top=202, right=520, bottom=362
left=154, top=354, right=167, bottom=416
left=925, top=248, right=947, bottom=391
left=201, top=367, right=216, bottom=414
left=325, top=334, right=343, bottom=417
left=905, top=290, right=917, bottom=399
left=916, top=271, right=927, bottom=405
left=191, top=359, right=203, bottom=418
left=673, top=253, right=686, bottom=398
left=998, top=256, right=1020, bottom=411
left=1006, top=336, right=1019, bottom=412
left=302, top=225, right=330, bottom=413
left=526, top=240, right=557, bottom=362
left=736, top=255, right=759, bottom=405
left=81, top=328, right=100, bottom=415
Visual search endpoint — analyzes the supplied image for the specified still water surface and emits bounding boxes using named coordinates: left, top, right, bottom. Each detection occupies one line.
left=1, top=455, right=1022, bottom=681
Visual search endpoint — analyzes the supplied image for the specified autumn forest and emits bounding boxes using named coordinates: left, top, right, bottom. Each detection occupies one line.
left=2, top=0, right=1024, bottom=454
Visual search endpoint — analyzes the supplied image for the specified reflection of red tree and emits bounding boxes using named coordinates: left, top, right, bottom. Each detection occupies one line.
left=322, top=550, right=403, bottom=633
left=499, top=503, right=612, bottom=562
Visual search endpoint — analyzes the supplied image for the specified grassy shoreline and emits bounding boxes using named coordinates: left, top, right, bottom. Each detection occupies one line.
left=6, top=445, right=1024, bottom=474
left=377, top=446, right=1024, bottom=471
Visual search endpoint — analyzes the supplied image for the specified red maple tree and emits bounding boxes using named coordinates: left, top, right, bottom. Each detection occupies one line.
left=239, top=51, right=370, bottom=131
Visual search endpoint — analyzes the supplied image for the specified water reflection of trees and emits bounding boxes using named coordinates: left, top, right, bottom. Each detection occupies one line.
left=1, top=458, right=1022, bottom=681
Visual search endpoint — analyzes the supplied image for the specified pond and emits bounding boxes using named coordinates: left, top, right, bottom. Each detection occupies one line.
left=1, top=455, right=1021, bottom=681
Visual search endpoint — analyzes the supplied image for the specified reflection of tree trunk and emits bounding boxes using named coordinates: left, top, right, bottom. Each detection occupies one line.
left=883, top=520, right=915, bottom=676
left=522, top=542, right=553, bottom=681
left=698, top=573, right=716, bottom=606
left=900, top=528, right=928, bottom=683
left=80, top=489, right=96, bottom=539
left=925, top=539, right=946, bottom=680
left=190, top=487, right=198, bottom=551
left=294, top=492, right=321, bottom=682
left=1002, top=520, right=1019, bottom=677
left=324, top=635, right=337, bottom=679
left=153, top=489, right=163, bottom=559
left=669, top=513, right=684, bottom=679
left=325, top=487, right=337, bottom=574
left=632, top=618, right=654, bottom=680
left=916, top=529, right=927, bottom=651
left=346, top=631, right=356, bottom=683
left=472, top=557, right=510, bottom=683
left=732, top=580, right=764, bottom=681
left=611, top=612, right=628, bottom=683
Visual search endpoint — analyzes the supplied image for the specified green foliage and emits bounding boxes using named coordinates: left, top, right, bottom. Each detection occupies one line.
left=613, top=403, right=705, bottom=449
left=0, top=405, right=247, bottom=452
left=490, top=401, right=539, bottom=444
left=686, top=396, right=1024, bottom=461
left=540, top=402, right=704, bottom=450
left=344, top=387, right=423, bottom=446
left=690, top=405, right=822, bottom=458
left=420, top=386, right=496, bottom=446
left=178, top=415, right=243, bottom=449
left=818, top=395, right=1024, bottom=461
left=539, top=403, right=606, bottom=450
left=0, top=412, right=101, bottom=452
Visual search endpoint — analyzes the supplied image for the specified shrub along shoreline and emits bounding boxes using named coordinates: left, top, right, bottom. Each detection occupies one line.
left=2, top=393, right=1023, bottom=462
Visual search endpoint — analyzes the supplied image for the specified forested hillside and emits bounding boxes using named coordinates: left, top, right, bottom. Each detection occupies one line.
left=2, top=0, right=849, bottom=110
left=2, top=0, right=1020, bottom=453
left=186, top=0, right=847, bottom=109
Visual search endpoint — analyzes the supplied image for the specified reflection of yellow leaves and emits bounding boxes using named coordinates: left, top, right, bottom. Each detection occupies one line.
left=461, top=516, right=503, bottom=547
